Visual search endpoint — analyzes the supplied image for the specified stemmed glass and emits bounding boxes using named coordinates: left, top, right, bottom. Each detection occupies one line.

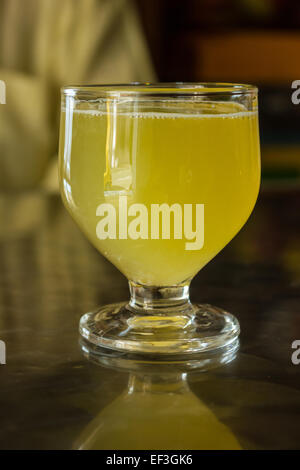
left=59, top=83, right=260, bottom=356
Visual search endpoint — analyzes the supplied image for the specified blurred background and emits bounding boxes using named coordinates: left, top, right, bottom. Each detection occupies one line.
left=0, top=0, right=300, bottom=191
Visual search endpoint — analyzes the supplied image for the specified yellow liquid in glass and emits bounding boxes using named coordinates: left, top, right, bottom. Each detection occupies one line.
left=59, top=101, right=260, bottom=286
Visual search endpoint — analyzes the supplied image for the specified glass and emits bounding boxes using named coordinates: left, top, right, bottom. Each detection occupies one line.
left=59, top=83, right=260, bottom=356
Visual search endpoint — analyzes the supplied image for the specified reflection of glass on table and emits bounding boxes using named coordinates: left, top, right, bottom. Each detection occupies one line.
left=59, top=83, right=260, bottom=356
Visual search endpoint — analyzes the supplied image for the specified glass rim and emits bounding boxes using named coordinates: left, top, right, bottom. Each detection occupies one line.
left=62, top=82, right=258, bottom=97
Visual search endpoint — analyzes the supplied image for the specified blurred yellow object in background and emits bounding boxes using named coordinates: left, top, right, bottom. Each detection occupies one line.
left=0, top=0, right=155, bottom=191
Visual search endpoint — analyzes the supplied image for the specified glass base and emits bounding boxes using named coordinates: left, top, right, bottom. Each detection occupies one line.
left=79, top=284, right=240, bottom=356
left=80, top=337, right=240, bottom=373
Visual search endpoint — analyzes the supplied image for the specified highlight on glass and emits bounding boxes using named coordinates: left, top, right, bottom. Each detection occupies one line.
left=59, top=83, right=261, bottom=356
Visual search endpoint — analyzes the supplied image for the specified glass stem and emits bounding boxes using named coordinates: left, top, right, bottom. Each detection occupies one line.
left=128, top=280, right=193, bottom=314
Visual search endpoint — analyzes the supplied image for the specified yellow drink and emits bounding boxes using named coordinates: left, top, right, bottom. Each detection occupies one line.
left=59, top=101, right=260, bottom=286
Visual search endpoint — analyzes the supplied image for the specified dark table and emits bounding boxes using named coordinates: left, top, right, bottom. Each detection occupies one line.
left=0, top=187, right=299, bottom=450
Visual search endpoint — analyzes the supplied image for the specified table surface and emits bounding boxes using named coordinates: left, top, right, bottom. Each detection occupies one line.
left=0, top=187, right=299, bottom=450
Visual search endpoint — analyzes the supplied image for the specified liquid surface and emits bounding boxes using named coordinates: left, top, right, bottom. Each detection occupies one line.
left=59, top=101, right=260, bottom=285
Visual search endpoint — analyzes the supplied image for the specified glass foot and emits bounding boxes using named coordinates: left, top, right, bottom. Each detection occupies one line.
left=79, top=292, right=240, bottom=356
left=80, top=337, right=239, bottom=373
